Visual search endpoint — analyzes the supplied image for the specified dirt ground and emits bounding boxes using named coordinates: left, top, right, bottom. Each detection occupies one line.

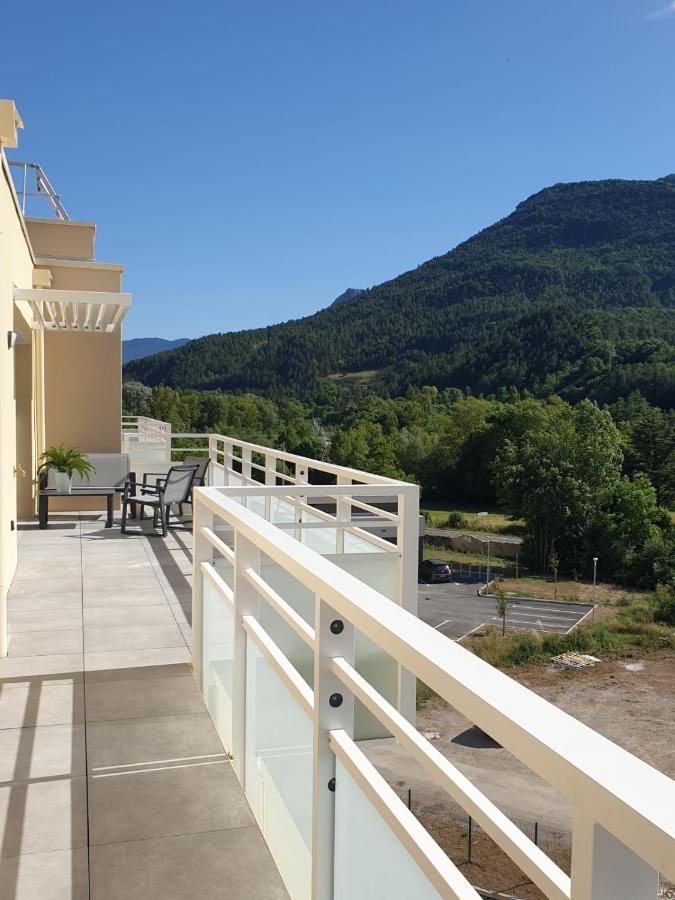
left=364, top=651, right=675, bottom=895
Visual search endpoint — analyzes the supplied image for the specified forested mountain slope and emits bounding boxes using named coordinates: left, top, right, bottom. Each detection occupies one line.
left=125, top=175, right=675, bottom=407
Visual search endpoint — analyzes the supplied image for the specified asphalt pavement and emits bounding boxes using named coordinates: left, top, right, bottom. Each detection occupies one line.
left=417, top=581, right=592, bottom=640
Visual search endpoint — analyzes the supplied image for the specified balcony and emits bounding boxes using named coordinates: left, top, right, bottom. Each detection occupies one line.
left=0, top=420, right=672, bottom=899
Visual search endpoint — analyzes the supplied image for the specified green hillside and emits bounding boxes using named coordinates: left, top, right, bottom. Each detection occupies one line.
left=125, top=175, right=675, bottom=407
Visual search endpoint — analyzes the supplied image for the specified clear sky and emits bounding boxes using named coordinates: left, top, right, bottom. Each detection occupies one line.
left=2, top=0, right=674, bottom=339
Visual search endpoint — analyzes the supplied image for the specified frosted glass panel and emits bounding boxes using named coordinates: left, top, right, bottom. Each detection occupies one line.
left=344, top=530, right=386, bottom=553
left=334, top=759, right=442, bottom=900
left=245, top=641, right=312, bottom=900
left=270, top=496, right=296, bottom=524
left=201, top=580, right=234, bottom=752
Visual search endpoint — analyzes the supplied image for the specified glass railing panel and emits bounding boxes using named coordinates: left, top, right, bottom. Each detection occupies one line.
left=201, top=579, right=234, bottom=753
left=334, top=758, right=442, bottom=899
left=245, top=639, right=312, bottom=900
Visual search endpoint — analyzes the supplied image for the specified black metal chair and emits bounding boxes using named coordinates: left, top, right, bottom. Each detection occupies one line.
left=121, top=464, right=199, bottom=536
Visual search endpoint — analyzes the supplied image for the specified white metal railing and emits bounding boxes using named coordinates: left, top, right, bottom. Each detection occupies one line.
left=192, top=485, right=675, bottom=900
left=122, top=415, right=172, bottom=437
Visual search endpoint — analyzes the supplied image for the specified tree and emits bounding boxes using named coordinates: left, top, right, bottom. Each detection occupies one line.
left=122, top=381, right=152, bottom=417
left=493, top=400, right=625, bottom=574
left=549, top=548, right=559, bottom=599
left=494, top=586, right=510, bottom=636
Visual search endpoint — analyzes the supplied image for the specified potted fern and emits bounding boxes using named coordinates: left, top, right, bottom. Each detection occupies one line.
left=38, top=445, right=95, bottom=494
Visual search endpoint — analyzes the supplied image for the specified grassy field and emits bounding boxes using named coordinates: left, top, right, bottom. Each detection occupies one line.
left=497, top=576, right=643, bottom=605
left=420, top=502, right=524, bottom=534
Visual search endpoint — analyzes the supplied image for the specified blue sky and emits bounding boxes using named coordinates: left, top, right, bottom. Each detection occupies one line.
left=2, top=0, right=674, bottom=340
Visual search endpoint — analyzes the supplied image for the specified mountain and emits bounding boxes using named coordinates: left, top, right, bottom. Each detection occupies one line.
left=331, top=288, right=364, bottom=306
left=124, top=176, right=675, bottom=408
left=122, top=338, right=190, bottom=364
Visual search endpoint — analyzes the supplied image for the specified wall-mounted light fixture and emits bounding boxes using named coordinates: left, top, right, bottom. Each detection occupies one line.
left=7, top=330, right=18, bottom=350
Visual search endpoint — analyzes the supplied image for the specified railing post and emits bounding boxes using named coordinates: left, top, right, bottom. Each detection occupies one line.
left=264, top=455, right=277, bottom=521
left=311, top=598, right=355, bottom=900
left=208, top=436, right=218, bottom=486
left=396, top=485, right=420, bottom=723
left=242, top=447, right=252, bottom=483
left=191, top=496, right=214, bottom=691
left=232, top=533, right=260, bottom=786
left=224, top=442, right=234, bottom=481
left=571, top=814, right=659, bottom=900
left=335, top=476, right=351, bottom=554
left=294, top=464, right=308, bottom=542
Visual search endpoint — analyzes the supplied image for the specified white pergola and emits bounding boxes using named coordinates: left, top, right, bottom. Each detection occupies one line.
left=13, top=287, right=131, bottom=333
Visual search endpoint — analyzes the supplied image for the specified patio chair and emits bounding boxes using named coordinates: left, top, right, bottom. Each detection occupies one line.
left=140, top=455, right=211, bottom=518
left=179, top=455, right=211, bottom=514
left=121, top=464, right=199, bottom=536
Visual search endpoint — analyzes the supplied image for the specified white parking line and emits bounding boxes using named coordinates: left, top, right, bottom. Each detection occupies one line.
left=505, top=610, right=582, bottom=623
left=434, top=618, right=452, bottom=631
left=489, top=602, right=582, bottom=617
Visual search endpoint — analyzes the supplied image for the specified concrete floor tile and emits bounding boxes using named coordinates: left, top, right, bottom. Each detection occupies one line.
left=178, top=624, right=192, bottom=650
left=83, top=574, right=161, bottom=594
left=0, top=724, right=86, bottom=781
left=0, top=848, right=89, bottom=900
left=87, top=713, right=223, bottom=771
left=89, top=827, right=289, bottom=900
left=83, top=605, right=175, bottom=629
left=12, top=561, right=81, bottom=581
left=7, top=593, right=83, bottom=612
left=0, top=683, right=84, bottom=729
left=8, top=629, right=82, bottom=658
left=0, top=653, right=83, bottom=685
left=8, top=578, right=82, bottom=598
left=8, top=609, right=83, bottom=633
left=84, top=648, right=191, bottom=681
left=88, top=760, right=251, bottom=845
left=168, top=602, right=190, bottom=625
left=85, top=676, right=203, bottom=722
left=84, top=624, right=185, bottom=653
left=0, top=777, right=87, bottom=857
left=83, top=588, right=168, bottom=607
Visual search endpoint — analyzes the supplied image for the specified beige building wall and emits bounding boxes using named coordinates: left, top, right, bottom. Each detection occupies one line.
left=27, top=222, right=125, bottom=514
left=24, top=218, right=95, bottom=259
left=0, top=99, right=129, bottom=654
left=43, top=330, right=122, bottom=512
left=0, top=154, right=35, bottom=656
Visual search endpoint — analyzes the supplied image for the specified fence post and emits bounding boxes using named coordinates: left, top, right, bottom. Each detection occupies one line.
left=468, top=815, right=473, bottom=864
left=534, top=821, right=539, bottom=847
left=311, top=598, right=355, bottom=899
left=407, top=788, right=412, bottom=811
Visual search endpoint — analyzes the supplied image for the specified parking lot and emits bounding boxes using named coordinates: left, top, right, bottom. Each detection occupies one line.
left=418, top=581, right=593, bottom=640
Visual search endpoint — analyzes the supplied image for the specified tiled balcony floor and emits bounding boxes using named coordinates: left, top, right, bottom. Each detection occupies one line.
left=0, top=512, right=288, bottom=900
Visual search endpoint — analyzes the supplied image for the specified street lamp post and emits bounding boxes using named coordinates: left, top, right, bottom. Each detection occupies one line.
left=486, top=538, right=491, bottom=588
left=592, top=557, right=598, bottom=624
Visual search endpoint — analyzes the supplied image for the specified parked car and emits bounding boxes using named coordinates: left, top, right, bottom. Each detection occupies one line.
left=419, top=558, right=452, bottom=583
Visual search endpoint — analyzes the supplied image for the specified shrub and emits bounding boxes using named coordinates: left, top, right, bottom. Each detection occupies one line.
left=446, top=510, right=466, bottom=529
left=622, top=601, right=654, bottom=624
left=504, top=633, right=542, bottom=665
left=653, top=584, right=675, bottom=626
